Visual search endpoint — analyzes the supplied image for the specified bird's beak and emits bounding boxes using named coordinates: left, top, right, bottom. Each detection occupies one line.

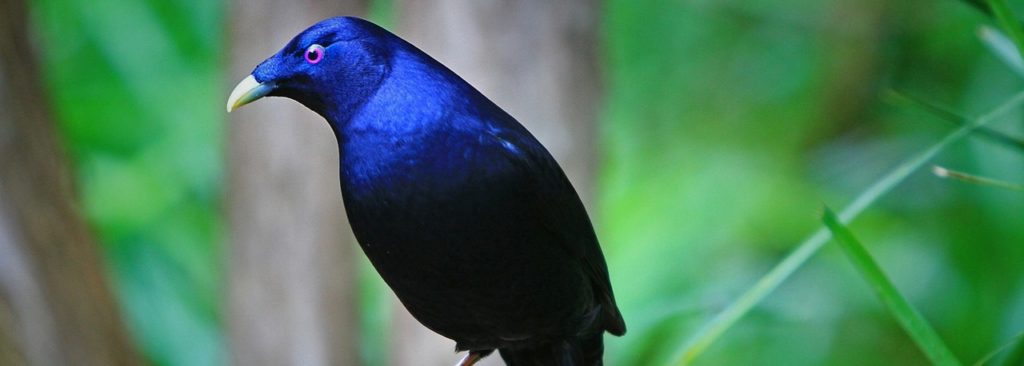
left=226, top=75, right=277, bottom=112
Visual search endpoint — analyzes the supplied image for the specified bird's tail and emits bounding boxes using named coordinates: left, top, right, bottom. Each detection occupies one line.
left=497, top=332, right=605, bottom=366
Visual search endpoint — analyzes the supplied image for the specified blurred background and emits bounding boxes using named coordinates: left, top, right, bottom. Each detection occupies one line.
left=1, top=0, right=1022, bottom=365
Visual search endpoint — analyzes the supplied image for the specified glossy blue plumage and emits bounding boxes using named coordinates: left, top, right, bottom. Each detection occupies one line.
left=244, top=17, right=625, bottom=365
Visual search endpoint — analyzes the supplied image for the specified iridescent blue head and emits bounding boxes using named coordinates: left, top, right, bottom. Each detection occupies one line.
left=226, top=17, right=393, bottom=120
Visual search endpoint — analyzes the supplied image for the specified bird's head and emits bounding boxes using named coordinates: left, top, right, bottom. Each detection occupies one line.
left=226, top=17, right=392, bottom=119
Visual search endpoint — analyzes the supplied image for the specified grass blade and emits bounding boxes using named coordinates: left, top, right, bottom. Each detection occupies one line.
left=979, top=26, right=1024, bottom=78
left=973, top=331, right=1024, bottom=366
left=933, top=166, right=1024, bottom=191
left=821, top=207, right=962, bottom=366
left=959, top=0, right=994, bottom=15
left=999, top=335, right=1024, bottom=366
left=885, top=90, right=1024, bottom=153
left=673, top=90, right=1024, bottom=365
left=987, top=0, right=1024, bottom=63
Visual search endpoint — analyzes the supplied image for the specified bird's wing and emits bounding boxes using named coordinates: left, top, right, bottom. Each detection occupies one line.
left=493, top=128, right=627, bottom=336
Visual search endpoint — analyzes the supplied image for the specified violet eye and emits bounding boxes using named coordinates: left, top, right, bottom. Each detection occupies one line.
left=305, top=44, right=325, bottom=64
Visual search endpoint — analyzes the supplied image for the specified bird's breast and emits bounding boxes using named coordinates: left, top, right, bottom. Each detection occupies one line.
left=334, top=129, right=591, bottom=345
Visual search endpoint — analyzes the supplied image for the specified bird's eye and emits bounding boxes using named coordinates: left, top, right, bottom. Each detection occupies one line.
left=305, top=44, right=325, bottom=64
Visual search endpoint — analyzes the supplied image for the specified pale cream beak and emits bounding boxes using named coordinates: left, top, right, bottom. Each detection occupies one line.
left=226, top=75, right=276, bottom=112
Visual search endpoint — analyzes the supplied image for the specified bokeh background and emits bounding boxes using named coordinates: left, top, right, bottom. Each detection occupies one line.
left=1, top=0, right=1023, bottom=365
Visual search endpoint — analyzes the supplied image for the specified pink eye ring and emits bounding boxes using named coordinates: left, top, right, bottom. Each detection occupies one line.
left=305, top=44, right=325, bottom=64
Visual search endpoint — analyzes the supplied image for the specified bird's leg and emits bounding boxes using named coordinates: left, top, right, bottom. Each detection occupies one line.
left=455, top=350, right=493, bottom=366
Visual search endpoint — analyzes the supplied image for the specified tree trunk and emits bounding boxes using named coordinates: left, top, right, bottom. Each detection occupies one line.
left=226, top=2, right=367, bottom=366
left=0, top=0, right=142, bottom=364
left=394, top=1, right=603, bottom=364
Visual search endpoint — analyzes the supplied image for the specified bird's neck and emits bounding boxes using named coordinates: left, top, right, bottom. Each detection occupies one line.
left=332, top=46, right=482, bottom=137
left=325, top=47, right=469, bottom=187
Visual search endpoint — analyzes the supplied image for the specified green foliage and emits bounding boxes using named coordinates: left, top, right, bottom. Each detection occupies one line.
left=973, top=331, right=1024, bottom=365
left=674, top=88, right=1024, bottom=365
left=822, top=207, right=960, bottom=366
left=603, top=0, right=1024, bottom=365
left=31, top=0, right=225, bottom=364
left=933, top=165, right=1024, bottom=191
left=987, top=0, right=1024, bottom=63
left=979, top=26, right=1024, bottom=78
left=885, top=90, right=1024, bottom=152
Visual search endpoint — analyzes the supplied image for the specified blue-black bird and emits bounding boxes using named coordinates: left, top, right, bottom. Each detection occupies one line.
left=227, top=17, right=625, bottom=365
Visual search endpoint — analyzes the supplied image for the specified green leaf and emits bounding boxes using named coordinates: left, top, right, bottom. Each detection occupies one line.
left=999, top=335, right=1024, bottom=366
left=885, top=90, right=1024, bottom=153
left=987, top=0, right=1024, bottom=64
left=978, top=26, right=1024, bottom=78
left=821, top=207, right=961, bottom=366
left=672, top=90, right=1024, bottom=365
left=960, top=0, right=994, bottom=15
left=933, top=165, right=1024, bottom=191
left=972, top=331, right=1024, bottom=366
